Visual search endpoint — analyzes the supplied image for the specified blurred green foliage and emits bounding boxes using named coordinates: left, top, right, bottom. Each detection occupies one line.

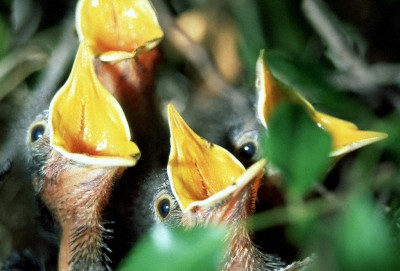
left=334, top=193, right=399, bottom=271
left=118, top=225, right=225, bottom=271
left=262, top=103, right=332, bottom=201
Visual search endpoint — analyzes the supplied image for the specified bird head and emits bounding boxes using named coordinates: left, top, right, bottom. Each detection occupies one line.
left=27, top=42, right=141, bottom=192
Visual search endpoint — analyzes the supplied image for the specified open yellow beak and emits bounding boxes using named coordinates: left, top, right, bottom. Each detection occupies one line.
left=49, top=43, right=140, bottom=167
left=256, top=50, right=387, bottom=157
left=76, top=0, right=163, bottom=61
left=167, top=104, right=249, bottom=212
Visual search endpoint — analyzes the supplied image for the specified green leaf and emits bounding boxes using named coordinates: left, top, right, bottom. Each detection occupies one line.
left=334, top=193, right=400, bottom=271
left=262, top=103, right=332, bottom=201
left=118, top=225, right=226, bottom=271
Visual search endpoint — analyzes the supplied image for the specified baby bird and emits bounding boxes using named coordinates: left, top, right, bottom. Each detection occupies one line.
left=129, top=167, right=285, bottom=271
left=26, top=43, right=140, bottom=271
left=127, top=104, right=285, bottom=271
left=129, top=168, right=312, bottom=271
left=28, top=112, right=122, bottom=270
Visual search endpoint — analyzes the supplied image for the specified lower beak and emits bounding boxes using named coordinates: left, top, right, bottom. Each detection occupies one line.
left=184, top=159, right=266, bottom=225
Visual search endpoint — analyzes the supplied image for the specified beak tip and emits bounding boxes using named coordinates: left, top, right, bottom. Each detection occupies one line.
left=131, top=152, right=141, bottom=161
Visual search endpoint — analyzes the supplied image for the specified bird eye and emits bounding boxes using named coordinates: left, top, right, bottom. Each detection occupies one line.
left=238, top=141, right=257, bottom=160
left=233, top=130, right=259, bottom=165
left=30, top=123, right=46, bottom=143
left=155, top=195, right=172, bottom=220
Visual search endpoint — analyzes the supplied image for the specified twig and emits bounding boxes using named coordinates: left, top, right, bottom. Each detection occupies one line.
left=0, top=46, right=49, bottom=101
left=302, top=0, right=400, bottom=93
left=30, top=16, right=78, bottom=111
left=249, top=195, right=343, bottom=232
left=0, top=13, right=77, bottom=164
left=152, top=0, right=231, bottom=94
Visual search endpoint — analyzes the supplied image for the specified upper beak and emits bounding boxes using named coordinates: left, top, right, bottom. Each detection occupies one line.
left=76, top=0, right=163, bottom=61
left=49, top=42, right=140, bottom=167
left=256, top=50, right=387, bottom=157
left=167, top=103, right=265, bottom=222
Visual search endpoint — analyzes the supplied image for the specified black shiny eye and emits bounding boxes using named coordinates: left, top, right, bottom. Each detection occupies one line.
left=238, top=142, right=257, bottom=160
left=30, top=124, right=45, bottom=142
left=157, top=198, right=171, bottom=219
left=232, top=130, right=259, bottom=164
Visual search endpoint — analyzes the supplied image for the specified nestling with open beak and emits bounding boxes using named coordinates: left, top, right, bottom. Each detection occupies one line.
left=167, top=104, right=285, bottom=271
left=27, top=43, right=140, bottom=271
left=129, top=104, right=285, bottom=271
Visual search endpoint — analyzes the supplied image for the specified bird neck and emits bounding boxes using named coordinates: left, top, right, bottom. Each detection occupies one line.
left=223, top=221, right=258, bottom=271
left=211, top=183, right=282, bottom=271
left=40, top=153, right=125, bottom=271
left=222, top=221, right=282, bottom=271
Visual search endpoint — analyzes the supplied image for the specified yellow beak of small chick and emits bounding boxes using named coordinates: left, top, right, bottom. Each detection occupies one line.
left=256, top=50, right=387, bottom=157
left=49, top=42, right=140, bottom=167
left=76, top=0, right=163, bottom=61
left=166, top=104, right=266, bottom=217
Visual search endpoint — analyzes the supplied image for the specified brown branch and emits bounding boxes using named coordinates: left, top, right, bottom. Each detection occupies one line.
left=302, top=0, right=400, bottom=93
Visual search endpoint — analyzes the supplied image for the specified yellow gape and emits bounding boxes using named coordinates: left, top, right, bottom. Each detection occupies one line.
left=49, top=42, right=140, bottom=166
